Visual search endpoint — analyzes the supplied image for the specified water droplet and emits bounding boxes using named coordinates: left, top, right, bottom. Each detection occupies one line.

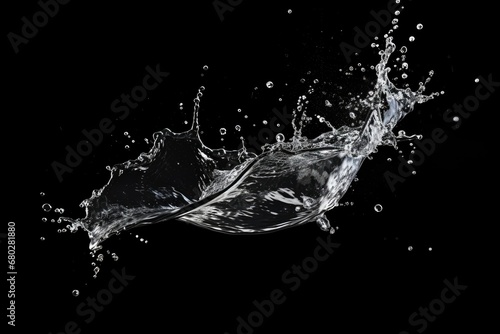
left=40, top=236, right=45, bottom=241
left=97, top=254, right=104, bottom=262
left=474, top=78, right=479, bottom=83
left=374, top=204, right=383, bottom=212
left=220, top=128, right=227, bottom=135
left=303, top=197, right=315, bottom=209
left=395, top=10, right=400, bottom=16
left=287, top=9, right=292, bottom=14
left=124, top=132, right=129, bottom=136
left=262, top=120, right=268, bottom=125
left=412, top=171, right=416, bottom=175
left=124, top=145, right=130, bottom=150
left=400, top=46, right=407, bottom=54
left=408, top=246, right=413, bottom=251
left=428, top=247, right=432, bottom=251
left=203, top=65, right=208, bottom=70
left=407, top=160, right=413, bottom=165
left=329, top=227, right=335, bottom=234
left=266, top=81, right=274, bottom=88
left=313, top=79, right=319, bottom=84
left=387, top=158, right=392, bottom=162
left=112, top=253, right=119, bottom=261
left=72, top=290, right=79, bottom=297
left=316, top=216, right=331, bottom=232
left=402, top=73, right=408, bottom=79
left=453, top=116, right=459, bottom=122
left=40, top=192, right=45, bottom=197
left=392, top=18, right=398, bottom=24
left=235, top=125, right=241, bottom=132
left=94, top=267, right=100, bottom=275
left=276, top=133, right=285, bottom=142
left=416, top=23, right=423, bottom=30
left=325, top=100, right=332, bottom=107
left=41, top=217, right=47, bottom=222
left=402, top=62, right=408, bottom=69
left=237, top=108, right=242, bottom=113
left=349, top=112, right=356, bottom=119
left=409, top=36, right=415, bottom=42
left=42, top=203, right=52, bottom=212
left=295, top=206, right=301, bottom=212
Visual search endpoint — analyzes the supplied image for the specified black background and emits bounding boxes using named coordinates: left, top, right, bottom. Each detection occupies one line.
left=3, top=0, right=498, bottom=333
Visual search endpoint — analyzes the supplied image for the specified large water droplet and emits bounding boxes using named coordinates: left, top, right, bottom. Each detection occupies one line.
left=42, top=203, right=52, bottom=212
left=287, top=9, right=292, bottom=14
left=276, top=133, right=285, bottom=142
left=266, top=81, right=274, bottom=88
left=416, top=23, right=423, bottom=30
left=220, top=128, right=227, bottom=135
left=316, top=216, right=331, bottom=232
left=409, top=36, right=415, bottom=42
left=72, top=290, right=79, bottom=297
left=374, top=204, right=383, bottom=212
left=303, top=197, right=315, bottom=209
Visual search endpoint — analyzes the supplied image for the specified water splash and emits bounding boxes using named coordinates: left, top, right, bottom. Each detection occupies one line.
left=61, top=36, right=439, bottom=250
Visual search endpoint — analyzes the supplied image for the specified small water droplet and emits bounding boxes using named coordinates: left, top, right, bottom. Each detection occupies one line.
left=409, top=36, right=415, bottom=42
left=374, top=204, right=383, bottom=212
left=474, top=78, right=479, bottom=83
left=72, top=290, right=79, bottom=297
left=237, top=108, right=242, bottom=113
left=124, top=132, right=129, bottom=136
left=40, top=236, right=45, bottom=241
left=428, top=247, right=432, bottom=251
left=41, top=217, right=47, bottom=222
left=40, top=192, right=45, bottom=197
left=220, top=128, right=227, bottom=135
left=407, top=160, right=413, bottom=165
left=235, top=125, right=241, bottom=131
left=287, top=9, right=292, bottom=14
left=203, top=65, right=208, bottom=70
left=112, top=253, right=119, bottom=261
left=124, top=145, right=130, bottom=149
left=295, top=206, right=301, bottom=212
left=400, top=46, right=407, bottom=54
left=453, top=116, right=460, bottom=122
left=402, top=73, right=408, bottom=79
left=408, top=246, right=413, bottom=251
left=387, top=158, right=392, bottom=162
left=262, top=120, right=268, bottom=125
left=42, top=203, right=52, bottom=212
left=266, top=81, right=274, bottom=88
left=276, top=133, right=285, bottom=142
left=416, top=23, right=423, bottom=30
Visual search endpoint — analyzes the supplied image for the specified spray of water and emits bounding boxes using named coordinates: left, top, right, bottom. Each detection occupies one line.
left=60, top=34, right=439, bottom=251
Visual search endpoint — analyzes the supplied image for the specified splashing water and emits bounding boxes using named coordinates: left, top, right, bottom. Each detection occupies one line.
left=61, top=36, right=439, bottom=250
